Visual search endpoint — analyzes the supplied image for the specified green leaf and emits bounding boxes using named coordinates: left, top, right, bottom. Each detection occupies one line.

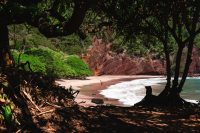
left=1, top=105, right=12, bottom=125
left=2, top=82, right=8, bottom=87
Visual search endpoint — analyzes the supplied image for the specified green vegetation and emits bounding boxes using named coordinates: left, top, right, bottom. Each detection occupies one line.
left=6, top=3, right=200, bottom=80
left=9, top=25, right=91, bottom=55
left=0, top=93, right=13, bottom=126
left=12, top=51, right=47, bottom=74
left=83, top=11, right=168, bottom=57
left=111, top=35, right=165, bottom=58
left=12, top=47, right=92, bottom=78
left=65, top=55, right=92, bottom=76
left=8, top=24, right=92, bottom=78
left=50, top=34, right=92, bottom=55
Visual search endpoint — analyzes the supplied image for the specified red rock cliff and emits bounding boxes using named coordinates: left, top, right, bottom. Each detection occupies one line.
left=82, top=36, right=165, bottom=75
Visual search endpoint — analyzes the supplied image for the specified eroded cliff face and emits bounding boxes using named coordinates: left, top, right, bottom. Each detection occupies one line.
left=82, top=36, right=200, bottom=76
left=82, top=37, right=165, bottom=75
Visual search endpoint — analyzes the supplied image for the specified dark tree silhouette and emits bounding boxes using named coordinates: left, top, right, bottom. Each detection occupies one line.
left=100, top=0, right=200, bottom=105
left=0, top=0, right=89, bottom=67
left=0, top=0, right=90, bottom=130
left=1, top=0, right=200, bottom=107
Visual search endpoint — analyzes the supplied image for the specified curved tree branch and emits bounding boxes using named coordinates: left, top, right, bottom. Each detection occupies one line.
left=2, top=0, right=89, bottom=38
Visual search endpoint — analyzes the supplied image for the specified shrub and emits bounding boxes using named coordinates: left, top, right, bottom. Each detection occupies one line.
left=0, top=93, right=13, bottom=127
left=24, top=47, right=92, bottom=78
left=65, top=55, right=92, bottom=76
left=12, top=51, right=46, bottom=74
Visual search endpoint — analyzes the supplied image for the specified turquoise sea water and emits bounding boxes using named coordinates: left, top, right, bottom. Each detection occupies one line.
left=153, top=78, right=200, bottom=101
left=181, top=78, right=200, bottom=101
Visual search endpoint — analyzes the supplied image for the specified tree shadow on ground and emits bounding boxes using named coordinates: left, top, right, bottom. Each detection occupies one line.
left=44, top=105, right=200, bottom=133
left=1, top=68, right=200, bottom=133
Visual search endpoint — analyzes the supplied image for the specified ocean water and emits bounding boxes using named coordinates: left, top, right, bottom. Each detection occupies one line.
left=100, top=77, right=200, bottom=106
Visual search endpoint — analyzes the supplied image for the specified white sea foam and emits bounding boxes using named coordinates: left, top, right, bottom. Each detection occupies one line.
left=100, top=78, right=166, bottom=106
left=101, top=77, right=200, bottom=106
left=186, top=77, right=200, bottom=79
left=185, top=99, right=199, bottom=104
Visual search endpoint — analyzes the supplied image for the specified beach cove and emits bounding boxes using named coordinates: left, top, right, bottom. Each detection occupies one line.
left=56, top=75, right=164, bottom=107
left=56, top=75, right=200, bottom=107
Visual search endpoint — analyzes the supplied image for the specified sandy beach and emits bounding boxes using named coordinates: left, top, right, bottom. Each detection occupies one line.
left=56, top=75, right=164, bottom=107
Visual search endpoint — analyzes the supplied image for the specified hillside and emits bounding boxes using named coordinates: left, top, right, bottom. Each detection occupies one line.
left=8, top=24, right=92, bottom=78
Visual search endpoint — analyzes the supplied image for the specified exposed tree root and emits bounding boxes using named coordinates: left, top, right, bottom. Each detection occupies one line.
left=135, top=86, right=196, bottom=107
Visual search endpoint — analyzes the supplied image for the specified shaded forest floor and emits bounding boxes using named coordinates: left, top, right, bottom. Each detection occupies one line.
left=5, top=104, right=200, bottom=133
left=0, top=69, right=200, bottom=133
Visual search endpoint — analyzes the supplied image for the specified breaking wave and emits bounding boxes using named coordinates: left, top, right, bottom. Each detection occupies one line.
left=100, top=77, right=200, bottom=106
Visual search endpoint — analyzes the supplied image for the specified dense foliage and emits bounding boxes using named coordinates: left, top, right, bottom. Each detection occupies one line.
left=12, top=51, right=46, bottom=74
left=7, top=24, right=92, bottom=78
left=12, top=47, right=92, bottom=78
left=8, top=24, right=91, bottom=55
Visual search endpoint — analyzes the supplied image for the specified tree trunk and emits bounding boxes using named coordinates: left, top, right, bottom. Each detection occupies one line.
left=178, top=38, right=194, bottom=93
left=0, top=24, right=13, bottom=68
left=158, top=33, right=171, bottom=97
left=171, top=46, right=184, bottom=94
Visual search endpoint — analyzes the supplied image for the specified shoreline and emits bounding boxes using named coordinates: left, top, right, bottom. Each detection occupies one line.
left=56, top=75, right=164, bottom=107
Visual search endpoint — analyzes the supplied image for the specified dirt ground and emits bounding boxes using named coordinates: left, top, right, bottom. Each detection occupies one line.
left=1, top=72, right=200, bottom=133
left=7, top=104, right=200, bottom=133
left=2, top=97, right=200, bottom=133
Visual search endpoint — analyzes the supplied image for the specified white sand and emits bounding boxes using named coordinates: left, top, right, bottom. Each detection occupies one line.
left=56, top=75, right=163, bottom=90
left=56, top=75, right=164, bottom=107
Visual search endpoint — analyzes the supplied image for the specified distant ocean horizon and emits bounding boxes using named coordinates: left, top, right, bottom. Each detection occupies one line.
left=100, top=77, right=200, bottom=106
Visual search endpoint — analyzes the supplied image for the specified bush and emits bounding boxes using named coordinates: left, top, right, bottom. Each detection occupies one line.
left=12, top=51, right=46, bottom=74
left=51, top=60, right=77, bottom=78
left=24, top=47, right=92, bottom=78
left=65, top=55, right=92, bottom=76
